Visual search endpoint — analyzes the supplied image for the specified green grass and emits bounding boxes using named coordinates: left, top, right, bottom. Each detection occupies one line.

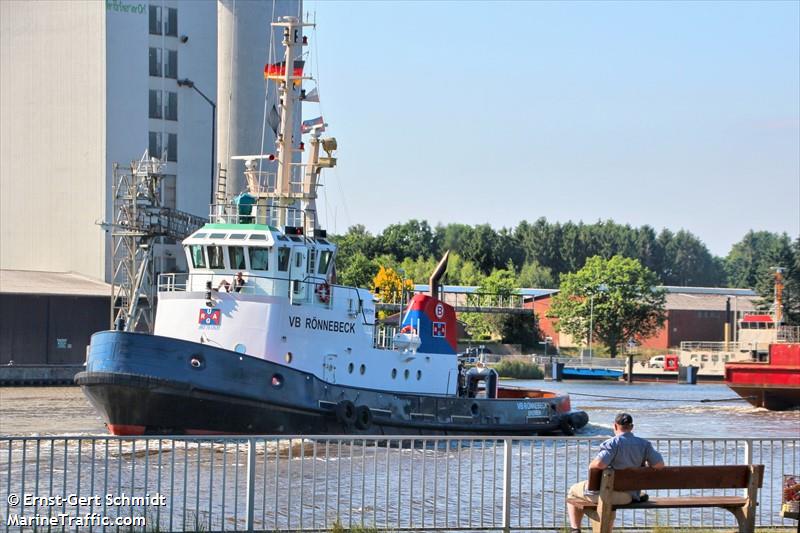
left=494, top=356, right=544, bottom=379
left=329, top=519, right=383, bottom=532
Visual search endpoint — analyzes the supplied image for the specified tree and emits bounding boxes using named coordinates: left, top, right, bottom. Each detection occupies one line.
left=337, top=252, right=378, bottom=289
left=372, top=266, right=413, bottom=305
left=377, top=219, right=435, bottom=260
left=548, top=255, right=666, bottom=358
left=518, top=260, right=556, bottom=289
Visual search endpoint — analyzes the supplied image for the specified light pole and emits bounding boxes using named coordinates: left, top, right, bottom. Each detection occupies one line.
left=177, top=78, right=216, bottom=205
left=588, top=284, right=607, bottom=359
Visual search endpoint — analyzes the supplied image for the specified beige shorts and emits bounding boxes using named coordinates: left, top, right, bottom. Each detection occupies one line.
left=568, top=480, right=632, bottom=521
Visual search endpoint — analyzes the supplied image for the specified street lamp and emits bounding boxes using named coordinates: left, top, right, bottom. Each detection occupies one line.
left=177, top=78, right=216, bottom=205
left=588, top=284, right=607, bottom=359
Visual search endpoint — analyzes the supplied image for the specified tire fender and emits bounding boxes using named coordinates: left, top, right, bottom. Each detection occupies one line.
left=354, top=405, right=373, bottom=430
left=335, top=400, right=357, bottom=427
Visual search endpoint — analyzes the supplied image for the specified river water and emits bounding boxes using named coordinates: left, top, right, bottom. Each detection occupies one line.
left=1, top=383, right=798, bottom=531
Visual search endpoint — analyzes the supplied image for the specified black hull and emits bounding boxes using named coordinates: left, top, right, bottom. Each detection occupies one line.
left=77, top=371, right=587, bottom=436
left=77, top=331, right=588, bottom=437
left=728, top=384, right=800, bottom=411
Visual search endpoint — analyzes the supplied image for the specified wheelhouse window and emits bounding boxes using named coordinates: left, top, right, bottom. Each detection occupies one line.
left=207, top=246, right=225, bottom=269
left=190, top=245, right=206, bottom=268
left=318, top=250, right=332, bottom=275
left=249, top=247, right=269, bottom=271
left=229, top=246, right=246, bottom=270
left=277, top=247, right=290, bottom=272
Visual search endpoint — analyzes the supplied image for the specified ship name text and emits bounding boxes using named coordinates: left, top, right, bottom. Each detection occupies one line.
left=289, top=316, right=356, bottom=334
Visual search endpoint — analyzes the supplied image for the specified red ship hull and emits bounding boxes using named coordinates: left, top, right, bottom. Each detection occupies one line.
left=725, top=343, right=800, bottom=411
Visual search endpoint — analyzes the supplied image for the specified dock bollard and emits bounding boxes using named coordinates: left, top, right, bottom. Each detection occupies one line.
left=678, top=365, right=698, bottom=385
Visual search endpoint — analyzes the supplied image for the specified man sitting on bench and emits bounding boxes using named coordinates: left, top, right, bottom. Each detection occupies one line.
left=567, top=413, right=665, bottom=533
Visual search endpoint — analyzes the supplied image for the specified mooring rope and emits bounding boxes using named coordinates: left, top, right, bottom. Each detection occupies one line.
left=568, top=392, right=753, bottom=403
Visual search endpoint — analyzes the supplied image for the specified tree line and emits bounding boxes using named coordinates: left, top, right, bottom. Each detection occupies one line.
left=332, top=218, right=799, bottom=324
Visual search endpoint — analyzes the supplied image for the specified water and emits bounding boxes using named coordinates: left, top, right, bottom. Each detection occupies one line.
left=1, top=381, right=798, bottom=437
left=1, top=383, right=798, bottom=530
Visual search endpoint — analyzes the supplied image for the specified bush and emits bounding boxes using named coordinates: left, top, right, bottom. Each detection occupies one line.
left=493, top=357, right=544, bottom=379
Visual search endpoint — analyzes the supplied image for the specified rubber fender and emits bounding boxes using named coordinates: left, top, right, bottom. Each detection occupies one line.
left=335, top=400, right=357, bottom=427
left=354, top=405, right=373, bottom=430
left=568, top=411, right=589, bottom=430
left=559, top=417, right=575, bottom=436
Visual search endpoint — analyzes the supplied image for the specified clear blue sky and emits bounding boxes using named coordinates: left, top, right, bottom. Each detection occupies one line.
left=303, top=0, right=799, bottom=256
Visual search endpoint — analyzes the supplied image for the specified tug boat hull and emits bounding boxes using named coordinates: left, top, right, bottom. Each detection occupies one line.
left=77, top=331, right=588, bottom=436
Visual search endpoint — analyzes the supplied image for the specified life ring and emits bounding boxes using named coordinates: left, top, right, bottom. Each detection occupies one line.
left=335, top=400, right=356, bottom=427
left=315, top=282, right=331, bottom=303
left=354, top=405, right=373, bottom=430
left=400, top=325, right=416, bottom=335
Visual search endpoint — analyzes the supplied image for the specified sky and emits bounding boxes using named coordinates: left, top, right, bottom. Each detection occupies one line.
left=301, top=0, right=799, bottom=257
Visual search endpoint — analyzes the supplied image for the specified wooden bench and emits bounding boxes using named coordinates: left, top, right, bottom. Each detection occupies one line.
left=567, top=464, right=764, bottom=533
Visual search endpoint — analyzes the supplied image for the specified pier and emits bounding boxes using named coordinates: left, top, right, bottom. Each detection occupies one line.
left=2, top=435, right=797, bottom=532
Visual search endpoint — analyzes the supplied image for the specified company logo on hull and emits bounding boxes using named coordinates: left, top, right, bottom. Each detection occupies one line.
left=199, top=308, right=221, bottom=326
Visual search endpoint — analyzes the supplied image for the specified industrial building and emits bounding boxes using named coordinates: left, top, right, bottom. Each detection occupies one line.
left=530, top=286, right=760, bottom=351
left=0, top=0, right=301, bottom=373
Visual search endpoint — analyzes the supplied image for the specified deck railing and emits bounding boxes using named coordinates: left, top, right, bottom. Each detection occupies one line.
left=2, top=436, right=797, bottom=532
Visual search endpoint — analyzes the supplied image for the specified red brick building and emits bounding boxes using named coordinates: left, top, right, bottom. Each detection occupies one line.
left=527, top=287, right=759, bottom=351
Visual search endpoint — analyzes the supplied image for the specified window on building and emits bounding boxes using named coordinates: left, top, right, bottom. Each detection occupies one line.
left=190, top=245, right=206, bottom=268
left=165, top=8, right=178, bottom=37
left=166, top=133, right=177, bottom=162
left=229, top=246, right=247, bottom=270
left=207, top=246, right=225, bottom=269
left=149, top=47, right=162, bottom=77
left=161, top=174, right=176, bottom=209
left=164, top=91, right=177, bottom=121
left=164, top=50, right=177, bottom=79
left=149, top=6, right=162, bottom=35
left=149, top=90, right=163, bottom=119
left=148, top=132, right=163, bottom=159
left=277, top=247, right=290, bottom=272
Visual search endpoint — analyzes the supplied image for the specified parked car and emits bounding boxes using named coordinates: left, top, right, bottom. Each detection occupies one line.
left=649, top=355, right=666, bottom=368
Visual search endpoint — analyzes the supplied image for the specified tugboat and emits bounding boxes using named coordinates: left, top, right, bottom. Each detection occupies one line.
left=76, top=15, right=588, bottom=437
left=725, top=270, right=800, bottom=410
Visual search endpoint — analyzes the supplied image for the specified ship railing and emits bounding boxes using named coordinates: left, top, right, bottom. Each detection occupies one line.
left=679, top=341, right=747, bottom=353
left=777, top=325, right=800, bottom=342
left=243, top=169, right=315, bottom=197
left=157, top=272, right=370, bottom=316
left=208, top=202, right=309, bottom=228
left=1, top=436, right=796, bottom=532
left=373, top=324, right=399, bottom=349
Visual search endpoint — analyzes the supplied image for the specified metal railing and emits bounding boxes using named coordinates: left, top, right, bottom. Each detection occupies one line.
left=208, top=202, right=311, bottom=228
left=679, top=341, right=748, bottom=353
left=777, top=325, right=800, bottom=343
left=2, top=436, right=797, bottom=532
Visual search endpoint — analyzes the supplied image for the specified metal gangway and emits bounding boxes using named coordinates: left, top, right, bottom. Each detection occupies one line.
left=108, top=152, right=207, bottom=333
left=376, top=286, right=554, bottom=315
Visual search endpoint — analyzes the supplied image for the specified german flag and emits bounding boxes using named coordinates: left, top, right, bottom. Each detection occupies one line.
left=264, top=60, right=305, bottom=81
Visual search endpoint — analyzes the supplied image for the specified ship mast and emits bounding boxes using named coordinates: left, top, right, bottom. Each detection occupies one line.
left=234, top=15, right=336, bottom=234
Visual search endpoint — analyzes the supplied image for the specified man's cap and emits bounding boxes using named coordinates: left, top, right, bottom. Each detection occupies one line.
left=615, top=413, right=633, bottom=426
